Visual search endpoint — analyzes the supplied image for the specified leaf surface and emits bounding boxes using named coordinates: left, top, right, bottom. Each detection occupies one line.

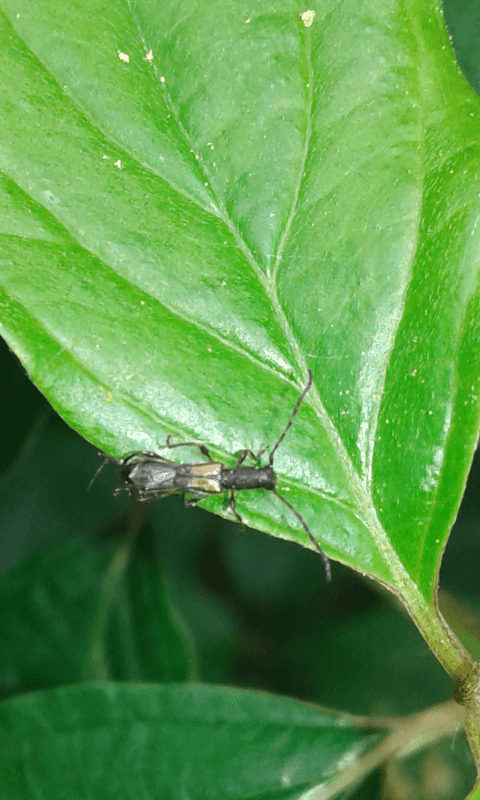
left=1, top=0, right=480, bottom=596
left=0, top=683, right=383, bottom=799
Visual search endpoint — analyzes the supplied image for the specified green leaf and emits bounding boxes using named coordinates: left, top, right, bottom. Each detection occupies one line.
left=0, top=535, right=191, bottom=696
left=0, top=0, right=480, bottom=598
left=282, top=603, right=452, bottom=716
left=387, top=732, right=475, bottom=800
left=106, top=524, right=192, bottom=683
left=0, top=683, right=384, bottom=799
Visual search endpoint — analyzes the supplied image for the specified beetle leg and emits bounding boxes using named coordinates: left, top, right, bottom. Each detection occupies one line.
left=163, top=435, right=215, bottom=463
left=121, top=450, right=172, bottom=465
left=183, top=495, right=202, bottom=508
left=228, top=490, right=244, bottom=525
left=182, top=491, right=210, bottom=508
left=235, top=449, right=252, bottom=466
left=234, top=447, right=266, bottom=467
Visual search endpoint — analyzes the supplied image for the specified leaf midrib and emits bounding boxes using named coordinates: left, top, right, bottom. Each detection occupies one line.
left=123, top=3, right=425, bottom=591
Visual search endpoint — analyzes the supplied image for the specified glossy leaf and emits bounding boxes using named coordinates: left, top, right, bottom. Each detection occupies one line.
left=0, top=683, right=383, bottom=799
left=0, top=0, right=480, bottom=597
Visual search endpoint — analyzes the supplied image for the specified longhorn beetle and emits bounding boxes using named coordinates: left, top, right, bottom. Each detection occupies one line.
left=116, top=370, right=331, bottom=580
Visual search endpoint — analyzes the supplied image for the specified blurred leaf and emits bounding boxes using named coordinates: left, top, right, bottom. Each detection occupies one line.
left=0, top=400, right=241, bottom=689
left=438, top=592, right=480, bottom=662
left=0, top=0, right=479, bottom=598
left=280, top=603, right=452, bottom=716
left=106, top=524, right=192, bottom=682
left=0, top=683, right=384, bottom=799
left=0, top=410, right=115, bottom=569
left=444, top=0, right=480, bottom=95
left=343, top=770, right=383, bottom=800
left=0, top=538, right=117, bottom=696
left=384, top=730, right=475, bottom=800
left=0, top=535, right=191, bottom=697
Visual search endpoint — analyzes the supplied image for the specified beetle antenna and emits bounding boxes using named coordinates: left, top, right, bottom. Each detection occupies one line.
left=87, top=455, right=110, bottom=490
left=272, top=488, right=331, bottom=581
left=268, top=370, right=313, bottom=465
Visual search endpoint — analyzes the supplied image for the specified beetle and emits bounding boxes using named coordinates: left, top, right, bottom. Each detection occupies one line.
left=116, top=370, right=331, bottom=580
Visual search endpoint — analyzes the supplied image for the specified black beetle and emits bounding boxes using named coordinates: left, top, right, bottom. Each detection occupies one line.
left=117, top=371, right=331, bottom=580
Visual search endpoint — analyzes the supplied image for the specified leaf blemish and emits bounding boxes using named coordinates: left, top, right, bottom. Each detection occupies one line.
left=300, top=9, right=315, bottom=27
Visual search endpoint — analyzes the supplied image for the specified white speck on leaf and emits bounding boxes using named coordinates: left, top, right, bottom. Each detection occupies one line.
left=421, top=447, right=444, bottom=492
left=301, top=9, right=315, bottom=27
left=42, top=190, right=61, bottom=205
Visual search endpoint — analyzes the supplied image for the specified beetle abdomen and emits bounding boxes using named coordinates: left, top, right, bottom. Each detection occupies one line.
left=221, top=466, right=276, bottom=491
